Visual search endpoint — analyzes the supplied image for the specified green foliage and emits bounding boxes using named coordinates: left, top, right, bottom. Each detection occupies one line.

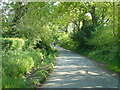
left=2, top=76, right=28, bottom=88
left=58, top=32, right=77, bottom=50
left=2, top=50, right=33, bottom=77
left=1, top=38, right=26, bottom=51
left=86, top=25, right=117, bottom=47
left=37, top=70, right=47, bottom=79
left=57, top=2, right=119, bottom=73
left=2, top=37, right=57, bottom=88
left=25, top=49, right=57, bottom=87
left=86, top=25, right=118, bottom=62
left=1, top=2, right=119, bottom=88
left=2, top=2, right=58, bottom=88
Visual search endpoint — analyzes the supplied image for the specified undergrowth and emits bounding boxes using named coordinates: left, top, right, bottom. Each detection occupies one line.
left=2, top=38, right=57, bottom=88
left=58, top=25, right=119, bottom=73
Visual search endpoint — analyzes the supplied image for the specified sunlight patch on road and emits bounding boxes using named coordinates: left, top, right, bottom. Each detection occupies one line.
left=88, top=71, right=100, bottom=75
left=49, top=78, right=62, bottom=81
left=55, top=70, right=88, bottom=75
left=42, top=46, right=118, bottom=88
left=96, top=86, right=103, bottom=88
left=79, top=70, right=87, bottom=74
left=83, top=86, right=97, bottom=88
left=58, top=56, right=82, bottom=59
left=45, top=83, right=56, bottom=86
left=55, top=65, right=89, bottom=69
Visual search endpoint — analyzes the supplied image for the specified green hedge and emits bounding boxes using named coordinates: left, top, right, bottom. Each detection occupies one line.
left=1, top=38, right=29, bottom=51
left=2, top=49, right=43, bottom=77
left=2, top=49, right=57, bottom=88
left=2, top=76, right=28, bottom=88
left=2, top=49, right=44, bottom=88
left=1, top=37, right=57, bottom=88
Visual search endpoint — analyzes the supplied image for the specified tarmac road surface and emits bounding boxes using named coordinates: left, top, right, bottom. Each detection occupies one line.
left=41, top=46, right=118, bottom=88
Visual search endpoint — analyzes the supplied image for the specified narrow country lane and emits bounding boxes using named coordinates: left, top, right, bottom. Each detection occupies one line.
left=41, top=46, right=118, bottom=88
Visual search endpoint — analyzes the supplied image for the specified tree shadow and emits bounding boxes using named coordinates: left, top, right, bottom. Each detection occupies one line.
left=41, top=46, right=118, bottom=88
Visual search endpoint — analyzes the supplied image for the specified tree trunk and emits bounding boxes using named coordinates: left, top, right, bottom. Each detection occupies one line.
left=81, top=19, right=86, bottom=30
left=90, top=6, right=97, bottom=27
left=65, top=24, right=68, bottom=33
left=112, top=2, right=115, bottom=36
left=11, top=2, right=28, bottom=26
left=77, top=20, right=81, bottom=31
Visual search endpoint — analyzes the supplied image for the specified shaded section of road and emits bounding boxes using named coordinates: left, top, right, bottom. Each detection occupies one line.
left=41, top=46, right=118, bottom=88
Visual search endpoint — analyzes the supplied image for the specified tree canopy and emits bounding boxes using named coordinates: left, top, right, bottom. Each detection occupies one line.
left=1, top=1, right=119, bottom=88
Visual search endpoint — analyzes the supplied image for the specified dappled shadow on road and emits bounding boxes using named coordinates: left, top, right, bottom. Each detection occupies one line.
left=41, top=46, right=118, bottom=88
